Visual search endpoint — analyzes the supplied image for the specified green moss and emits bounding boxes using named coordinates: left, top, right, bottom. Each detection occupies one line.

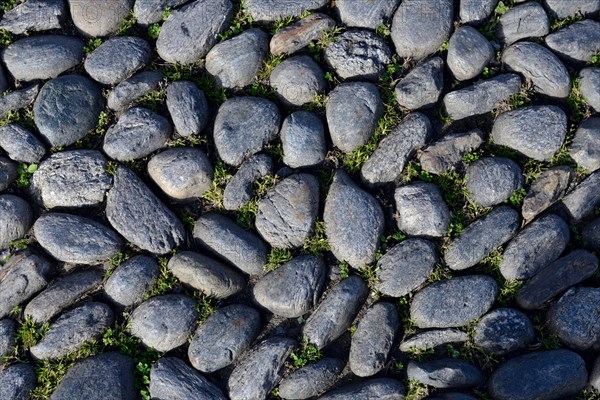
left=83, top=38, right=103, bottom=54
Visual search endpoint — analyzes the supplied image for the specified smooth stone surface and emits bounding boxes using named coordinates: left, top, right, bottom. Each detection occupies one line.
left=391, top=0, right=453, bottom=60
left=281, top=111, right=326, bottom=168
left=34, top=213, right=122, bottom=265
left=407, top=359, right=484, bottom=389
left=34, top=75, right=103, bottom=147
left=1, top=35, right=84, bottom=81
left=591, top=355, right=600, bottom=391
left=303, top=275, right=368, bottom=349
left=465, top=157, right=523, bottom=207
left=324, top=170, right=384, bottom=268
left=545, top=0, right=600, bottom=19
left=460, top=0, right=498, bottom=25
left=517, top=250, right=598, bottom=310
left=188, top=304, right=261, bottom=373
left=50, top=352, right=135, bottom=400
left=0, top=319, right=15, bottom=358
left=319, top=378, right=405, bottom=400
left=227, top=337, right=297, bottom=400
left=107, top=70, right=164, bottom=111
left=157, top=0, right=233, bottom=64
left=419, top=129, right=486, bottom=175
left=244, top=0, right=328, bottom=22
left=0, top=364, right=37, bottom=400
left=445, top=206, right=520, bottom=271
left=491, top=105, right=568, bottom=161
left=545, top=19, right=600, bottom=64
left=447, top=25, right=494, bottom=81
left=0, top=157, right=17, bottom=191
left=395, top=57, right=444, bottom=110
left=335, top=0, right=400, bottom=29
left=580, top=67, right=600, bottom=112
left=193, top=212, right=269, bottom=275
left=548, top=287, right=600, bottom=350
left=473, top=308, right=535, bottom=355
left=570, top=117, right=600, bottom=172
left=410, top=275, right=498, bottom=328
left=502, top=42, right=570, bottom=99
left=223, top=154, right=273, bottom=210
left=0, top=124, right=45, bottom=163
left=394, top=182, right=450, bottom=237
left=488, top=350, right=587, bottom=400
left=254, top=255, right=326, bottom=318
left=0, top=0, right=65, bottom=34
left=560, top=170, right=600, bottom=222
left=399, top=329, right=469, bottom=352
left=104, top=255, right=160, bottom=307
left=106, top=166, right=185, bottom=254
left=0, top=195, right=33, bottom=251
left=376, top=238, right=437, bottom=297
left=271, top=55, right=326, bottom=106
left=214, top=96, right=281, bottom=166
left=168, top=251, right=245, bottom=299
left=148, top=147, right=214, bottom=201
left=25, top=269, right=103, bottom=323
left=497, top=2, right=549, bottom=45
left=30, top=302, right=114, bottom=360
left=522, top=166, right=574, bottom=221
left=270, top=12, right=336, bottom=56
left=130, top=294, right=198, bottom=352
left=500, top=213, right=570, bottom=280
left=68, top=0, right=132, bottom=37
left=134, top=0, right=189, bottom=24
left=361, top=112, right=432, bottom=185
left=31, top=150, right=112, bottom=209
left=326, top=82, right=382, bottom=154
left=166, top=81, right=209, bottom=137
left=84, top=36, right=151, bottom=85
left=0, top=83, right=40, bottom=119
left=150, top=357, right=227, bottom=400
left=278, top=358, right=344, bottom=399
left=583, top=218, right=600, bottom=250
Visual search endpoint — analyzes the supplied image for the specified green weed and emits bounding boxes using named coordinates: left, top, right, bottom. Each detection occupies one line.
left=357, top=265, right=379, bottom=291
left=192, top=291, right=218, bottom=322
left=138, top=87, right=167, bottom=112
left=106, top=161, right=118, bottom=175
left=479, top=0, right=512, bottom=40
left=506, top=188, right=527, bottom=207
left=590, top=51, right=600, bottom=67
left=83, top=38, right=102, bottom=54
left=201, top=160, right=234, bottom=209
left=219, top=1, right=253, bottom=41
left=338, top=261, right=350, bottom=279
left=1, top=0, right=16, bottom=12
left=302, top=220, right=330, bottom=256
left=289, top=339, right=322, bottom=369
left=145, top=257, right=179, bottom=298
left=0, top=28, right=13, bottom=47
left=550, top=13, right=583, bottom=31
left=147, top=23, right=161, bottom=39
left=463, top=150, right=481, bottom=164
left=264, top=248, right=293, bottom=271
left=16, top=163, right=37, bottom=188
left=117, top=11, right=137, bottom=36
left=567, top=77, right=592, bottom=124
left=405, top=379, right=428, bottom=400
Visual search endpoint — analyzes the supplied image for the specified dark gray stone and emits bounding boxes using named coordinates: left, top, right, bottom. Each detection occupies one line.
left=68, top=0, right=133, bottom=37
left=254, top=255, right=326, bottom=318
left=0, top=64, right=5, bottom=93
left=499, top=213, right=570, bottom=280
left=31, top=150, right=112, bottom=209
left=376, top=239, right=437, bottom=297
left=445, top=206, right=520, bottom=271
left=30, top=302, right=114, bottom=360
left=227, top=337, right=297, bottom=400
left=0, top=364, right=36, bottom=400
left=34, top=75, right=103, bottom=147
left=465, top=157, right=523, bottom=207
left=157, top=0, right=233, bottom=64
left=399, top=329, right=468, bottom=352
left=391, top=0, right=453, bottom=60
left=560, top=170, right=600, bottom=222
left=107, top=70, right=164, bottom=111
left=326, top=82, right=383, bottom=154
left=130, top=294, right=197, bottom=352
left=0, top=83, right=40, bottom=120
left=0, top=124, right=46, bottom=163
left=106, top=166, right=185, bottom=254
left=270, top=12, right=336, bottom=56
left=134, top=0, right=189, bottom=25
left=223, top=154, right=273, bottom=210
left=443, top=74, right=522, bottom=120
left=166, top=81, right=209, bottom=137
left=0, top=0, right=65, bottom=34
left=0, top=157, right=17, bottom=191
left=104, top=255, right=160, bottom=307
left=0, top=195, right=33, bottom=251
left=502, top=42, right=570, bottom=99
left=488, top=350, right=587, bottom=400
left=447, top=25, right=494, bottom=81
left=271, top=55, right=326, bottom=106
left=281, top=111, right=326, bottom=168
left=0, top=319, right=15, bottom=359
left=33, top=213, right=122, bottom=265
left=0, top=250, right=52, bottom=319
left=545, top=0, right=600, bottom=19
left=214, top=96, right=281, bottom=166
left=25, top=269, right=103, bottom=323
left=349, top=302, right=398, bottom=377
left=206, top=28, right=270, bottom=89
left=395, top=57, right=444, bottom=110
left=522, top=166, right=574, bottom=221
left=474, top=308, right=535, bottom=355
left=362, top=113, right=432, bottom=185
left=394, top=182, right=450, bottom=237
left=580, top=67, right=600, bottom=112
left=491, top=105, right=568, bottom=161
left=193, top=212, right=268, bottom=275
left=570, top=117, right=600, bottom=172
left=410, top=275, right=498, bottom=328
left=419, top=129, right=486, bottom=175
left=459, top=0, right=498, bottom=25
left=517, top=250, right=598, bottom=310
left=497, top=2, right=549, bottom=45
left=319, top=378, right=405, bottom=400
left=324, top=30, right=392, bottom=81
left=407, top=358, right=484, bottom=389
left=188, top=304, right=261, bottom=373
left=548, top=287, right=600, bottom=350
left=279, top=358, right=344, bottom=399
left=168, top=251, right=245, bottom=298
left=244, top=0, right=328, bottom=22
left=335, top=0, right=400, bottom=29
left=255, top=174, right=319, bottom=248
left=583, top=218, right=600, bottom=250
left=546, top=19, right=600, bottom=64
left=50, top=352, right=135, bottom=400
left=324, top=170, right=384, bottom=268
left=150, top=357, right=227, bottom=400
left=1, top=35, right=83, bottom=82
left=84, top=36, right=151, bottom=85
left=303, top=275, right=368, bottom=349
left=147, top=147, right=213, bottom=201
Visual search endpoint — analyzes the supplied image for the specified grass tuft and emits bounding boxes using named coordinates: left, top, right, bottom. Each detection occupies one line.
left=16, top=163, right=37, bottom=188
left=117, top=11, right=137, bottom=36
left=201, top=161, right=234, bottom=209
left=145, top=257, right=179, bottom=298
left=264, top=248, right=293, bottom=271
left=289, top=339, right=321, bottom=369
left=302, top=220, right=330, bottom=256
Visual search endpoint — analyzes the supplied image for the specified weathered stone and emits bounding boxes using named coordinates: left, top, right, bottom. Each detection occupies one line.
left=150, top=357, right=227, bottom=400
left=0, top=157, right=17, bottom=191
left=244, top=0, right=328, bottom=22
left=68, top=0, right=133, bottom=37
left=0, top=83, right=40, bottom=120
left=104, top=255, right=160, bottom=307
left=419, top=129, right=486, bottom=175
left=447, top=25, right=494, bottom=81
left=278, top=358, right=344, bottom=399
left=166, top=81, right=209, bottom=137
left=270, top=12, right=336, bottom=56
left=0, top=195, right=33, bottom=251
left=395, top=57, right=444, bottom=110
left=84, top=36, right=151, bottom=85
left=0, top=364, right=36, bottom=400
left=580, top=67, right=600, bottom=112
left=497, top=2, right=549, bottom=45
left=522, top=166, right=574, bottom=221
left=560, top=170, right=600, bottom=221
left=0, top=0, right=65, bottom=34
left=583, top=217, right=600, bottom=250
left=335, top=0, right=400, bottom=29
left=223, top=154, right=273, bottom=210
left=319, top=378, right=405, bottom=400
left=271, top=55, right=326, bottom=106
left=0, top=319, right=15, bottom=359
left=134, top=0, right=189, bottom=25
left=281, top=111, right=326, bottom=168
left=394, top=182, right=450, bottom=237
left=465, top=157, right=523, bottom=207
left=407, top=359, right=484, bottom=389
left=545, top=0, right=600, bottom=19
left=107, top=70, right=164, bottom=111
left=460, top=0, right=498, bottom=25
left=0, top=124, right=45, bottom=163
left=400, top=329, right=468, bottom=352
left=474, top=308, right=535, bottom=355
left=545, top=19, right=600, bottom=64
left=570, top=117, right=600, bottom=172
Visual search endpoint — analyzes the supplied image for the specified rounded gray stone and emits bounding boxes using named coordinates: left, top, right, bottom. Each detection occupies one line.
left=465, top=157, right=523, bottom=207
left=281, top=111, right=326, bottom=168
left=548, top=287, right=600, bottom=350
left=223, top=154, right=273, bottom=210
left=188, top=304, right=261, bottom=373
left=133, top=0, right=189, bottom=25
left=166, top=80, right=209, bottom=137
left=395, top=57, right=444, bottom=110
left=0, top=364, right=37, bottom=400
left=0, top=319, right=15, bottom=359
left=580, top=67, right=600, bottom=112
left=150, top=357, right=227, bottom=400
left=0, top=157, right=17, bottom=191
left=473, top=308, right=535, bottom=355
left=270, top=55, right=326, bottom=106
left=410, top=275, right=498, bottom=329
left=522, top=166, right=574, bottom=221
left=570, top=117, right=600, bottom=172
left=497, top=2, right=549, bottom=45
left=34, top=75, right=103, bottom=147
left=68, top=0, right=132, bottom=37
left=400, top=329, right=468, bottom=352
left=244, top=0, right=328, bottom=22
left=84, top=36, right=151, bottom=85
left=460, top=0, right=498, bottom=25
left=545, top=0, right=600, bottom=19
left=0, top=194, right=33, bottom=251
left=326, top=82, right=383, bottom=154
left=319, top=378, right=405, bottom=400
left=0, top=0, right=65, bottom=35
left=104, top=255, right=160, bottom=307
left=447, top=25, right=494, bottom=81
left=560, top=170, right=600, bottom=222
left=0, top=83, right=40, bottom=120
left=583, top=217, right=600, bottom=250
left=335, top=0, right=401, bottom=29
left=130, top=294, right=198, bottom=352
left=419, top=129, right=486, bottom=175
left=407, top=358, right=484, bottom=389
left=107, top=70, right=164, bottom=112
left=214, top=96, right=281, bottom=166
left=545, top=19, right=600, bottom=64
left=33, top=213, right=122, bottom=265
left=0, top=124, right=45, bottom=163
left=278, top=358, right=344, bottom=399
left=324, top=170, right=384, bottom=268
left=270, top=12, right=336, bottom=56
left=394, top=182, right=450, bottom=237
